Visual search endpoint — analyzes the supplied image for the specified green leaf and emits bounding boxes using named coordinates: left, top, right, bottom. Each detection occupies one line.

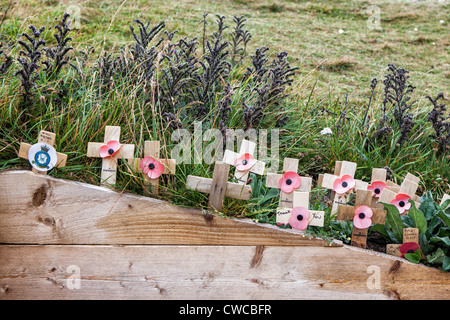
left=381, top=202, right=404, bottom=243
left=429, top=236, right=450, bottom=246
left=404, top=249, right=421, bottom=264
left=427, top=248, right=445, bottom=265
left=419, top=191, right=436, bottom=220
left=408, top=200, right=427, bottom=234
left=437, top=207, right=450, bottom=228
left=443, top=256, right=450, bottom=272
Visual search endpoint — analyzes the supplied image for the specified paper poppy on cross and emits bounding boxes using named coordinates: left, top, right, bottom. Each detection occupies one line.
left=87, top=126, right=135, bottom=187
left=336, top=189, right=387, bottom=249
left=222, top=139, right=265, bottom=184
left=318, top=161, right=368, bottom=215
left=379, top=173, right=421, bottom=215
left=128, top=140, right=176, bottom=196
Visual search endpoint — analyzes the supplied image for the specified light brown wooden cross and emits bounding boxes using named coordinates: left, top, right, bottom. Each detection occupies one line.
left=318, top=161, right=368, bottom=214
left=379, top=173, right=421, bottom=211
left=186, top=161, right=252, bottom=212
left=276, top=191, right=325, bottom=228
left=18, top=130, right=68, bottom=174
left=336, top=189, right=387, bottom=249
left=128, top=140, right=176, bottom=196
left=266, top=157, right=312, bottom=217
left=222, top=139, right=265, bottom=184
left=87, top=126, right=135, bottom=186
left=386, top=228, right=420, bottom=257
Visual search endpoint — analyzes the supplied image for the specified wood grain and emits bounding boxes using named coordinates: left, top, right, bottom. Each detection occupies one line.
left=0, top=244, right=448, bottom=300
left=0, top=170, right=335, bottom=247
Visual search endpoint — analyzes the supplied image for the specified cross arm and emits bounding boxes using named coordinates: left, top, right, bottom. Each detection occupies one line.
left=186, top=175, right=252, bottom=200
left=87, top=142, right=135, bottom=159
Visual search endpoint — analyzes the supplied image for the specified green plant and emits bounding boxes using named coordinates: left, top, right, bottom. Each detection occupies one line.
left=377, top=192, right=449, bottom=271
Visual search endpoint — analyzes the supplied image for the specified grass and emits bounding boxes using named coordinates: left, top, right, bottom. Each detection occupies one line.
left=0, top=0, right=448, bottom=247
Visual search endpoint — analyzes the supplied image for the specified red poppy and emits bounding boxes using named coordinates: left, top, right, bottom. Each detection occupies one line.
left=141, top=156, right=165, bottom=180
left=399, top=242, right=420, bottom=258
left=288, top=207, right=310, bottom=231
left=390, top=193, right=412, bottom=215
left=99, top=140, right=121, bottom=158
left=333, top=174, right=356, bottom=194
left=278, top=171, right=301, bottom=194
left=353, top=205, right=373, bottom=229
left=235, top=153, right=256, bottom=172
left=368, top=181, right=387, bottom=198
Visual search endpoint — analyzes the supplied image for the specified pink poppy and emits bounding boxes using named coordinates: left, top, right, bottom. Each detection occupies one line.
left=368, top=180, right=387, bottom=198
left=278, top=171, right=301, bottom=194
left=390, top=193, right=411, bottom=215
left=140, top=156, right=165, bottom=180
left=353, top=205, right=373, bottom=229
left=399, top=242, right=420, bottom=258
left=99, top=140, right=121, bottom=158
left=235, top=153, right=257, bottom=172
left=288, top=207, right=310, bottom=231
left=333, top=174, right=356, bottom=194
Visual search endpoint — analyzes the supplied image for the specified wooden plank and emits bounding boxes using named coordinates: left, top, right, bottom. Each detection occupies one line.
left=208, top=162, right=230, bottom=212
left=0, top=170, right=336, bottom=246
left=0, top=244, right=448, bottom=300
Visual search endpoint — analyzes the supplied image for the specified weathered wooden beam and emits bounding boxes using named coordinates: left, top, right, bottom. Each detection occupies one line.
left=0, top=244, right=448, bottom=300
left=0, top=170, right=336, bottom=247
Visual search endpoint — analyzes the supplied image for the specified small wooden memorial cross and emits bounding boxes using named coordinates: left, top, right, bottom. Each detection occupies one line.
left=386, top=228, right=421, bottom=258
left=222, top=139, right=265, bottom=184
left=186, top=161, right=252, bottom=212
left=18, top=130, right=68, bottom=174
left=379, top=173, right=421, bottom=215
left=266, top=157, right=312, bottom=225
left=128, top=140, right=176, bottom=195
left=336, top=189, right=387, bottom=249
left=276, top=191, right=325, bottom=230
left=87, top=126, right=135, bottom=186
left=318, top=161, right=368, bottom=215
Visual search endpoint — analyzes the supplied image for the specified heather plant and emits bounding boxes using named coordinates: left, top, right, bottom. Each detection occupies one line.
left=0, top=42, right=12, bottom=74
left=230, top=15, right=252, bottom=66
left=43, top=13, right=73, bottom=78
left=15, top=24, right=46, bottom=99
left=426, top=93, right=449, bottom=154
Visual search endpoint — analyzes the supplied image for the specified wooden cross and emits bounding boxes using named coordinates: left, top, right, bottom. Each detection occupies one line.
left=266, top=157, right=312, bottom=225
left=276, top=191, right=325, bottom=230
left=186, top=161, right=252, bottom=212
left=379, top=173, right=421, bottom=214
left=128, top=140, right=176, bottom=196
left=318, top=161, right=368, bottom=215
left=87, top=126, right=135, bottom=186
left=18, top=130, right=68, bottom=174
left=222, top=139, right=265, bottom=184
left=386, top=228, right=421, bottom=257
left=336, top=189, right=387, bottom=249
